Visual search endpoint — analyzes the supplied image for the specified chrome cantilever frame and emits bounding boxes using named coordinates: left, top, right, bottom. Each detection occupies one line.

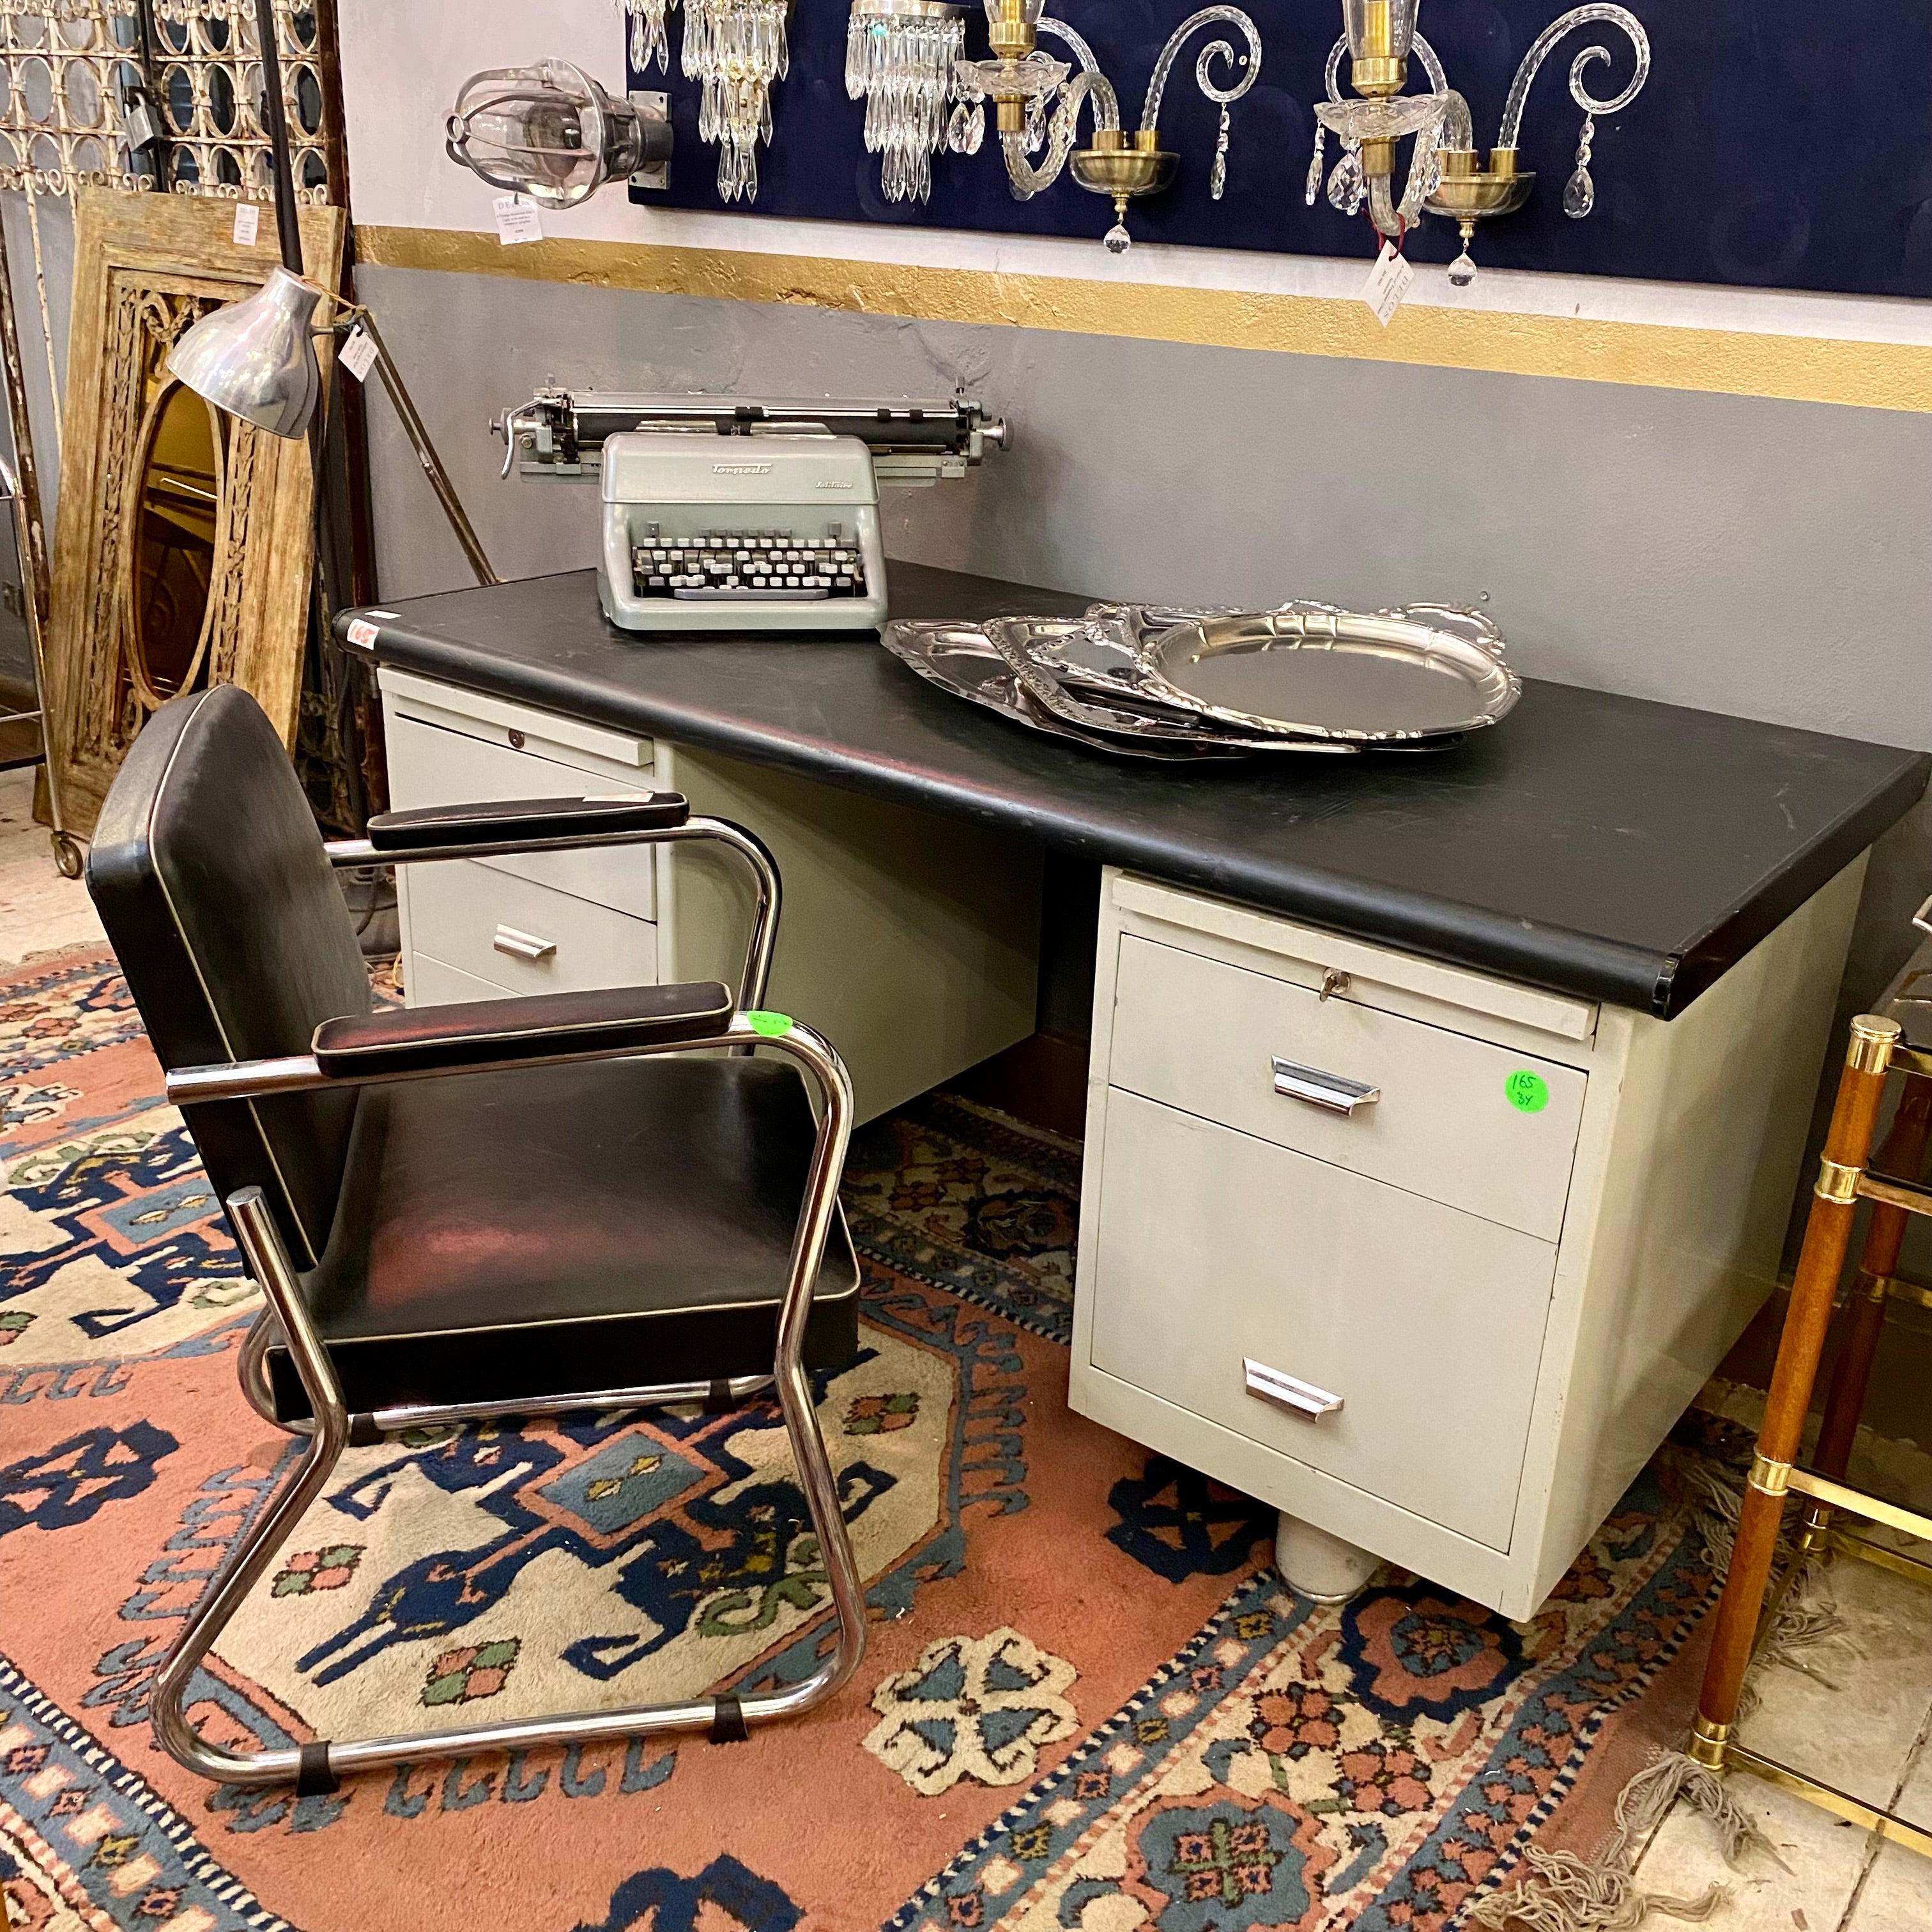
left=153, top=815, right=861, bottom=1791
left=323, top=810, right=782, bottom=1016
left=238, top=812, right=783, bottom=1441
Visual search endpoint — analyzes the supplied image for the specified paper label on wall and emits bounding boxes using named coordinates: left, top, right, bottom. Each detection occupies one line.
left=494, top=194, right=544, bottom=246
left=1360, top=242, right=1414, bottom=328
left=338, top=322, right=379, bottom=383
left=231, top=201, right=260, bottom=247
left=344, top=618, right=381, bottom=650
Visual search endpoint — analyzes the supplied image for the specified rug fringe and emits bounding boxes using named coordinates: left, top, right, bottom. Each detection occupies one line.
left=1473, top=1451, right=1812, bottom=1932
left=1469, top=1752, right=1780, bottom=1932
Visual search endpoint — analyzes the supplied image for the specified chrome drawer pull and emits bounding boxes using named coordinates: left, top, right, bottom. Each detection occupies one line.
left=1271, top=1056, right=1379, bottom=1115
left=1244, top=1357, right=1344, bottom=1418
left=493, top=924, right=557, bottom=962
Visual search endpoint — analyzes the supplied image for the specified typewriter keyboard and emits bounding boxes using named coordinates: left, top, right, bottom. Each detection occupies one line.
left=631, top=528, right=870, bottom=602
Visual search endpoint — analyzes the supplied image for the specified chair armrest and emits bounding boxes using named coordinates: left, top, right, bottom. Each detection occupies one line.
left=312, top=980, right=733, bottom=1077
left=365, top=793, right=688, bottom=854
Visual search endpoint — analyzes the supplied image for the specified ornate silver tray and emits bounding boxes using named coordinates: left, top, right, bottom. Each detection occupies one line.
left=881, top=601, right=1515, bottom=760
left=1063, top=602, right=1521, bottom=742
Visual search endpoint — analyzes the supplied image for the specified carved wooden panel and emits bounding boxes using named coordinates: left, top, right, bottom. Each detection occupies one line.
left=45, top=188, right=344, bottom=832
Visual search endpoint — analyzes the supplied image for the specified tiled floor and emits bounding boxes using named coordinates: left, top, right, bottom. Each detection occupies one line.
left=0, top=766, right=100, bottom=965
left=1628, top=1556, right=1932, bottom=1932
left=2, top=770, right=1929, bottom=1928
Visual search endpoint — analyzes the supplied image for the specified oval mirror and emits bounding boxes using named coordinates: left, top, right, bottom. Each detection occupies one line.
left=122, top=376, right=226, bottom=707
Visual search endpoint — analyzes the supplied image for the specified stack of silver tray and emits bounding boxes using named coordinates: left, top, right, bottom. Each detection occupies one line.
left=880, top=602, right=1521, bottom=761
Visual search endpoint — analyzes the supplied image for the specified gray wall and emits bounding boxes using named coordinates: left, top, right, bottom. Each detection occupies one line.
left=356, top=262, right=1932, bottom=1254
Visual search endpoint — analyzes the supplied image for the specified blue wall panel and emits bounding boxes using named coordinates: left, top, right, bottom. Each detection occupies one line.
left=629, top=3, right=1932, bottom=298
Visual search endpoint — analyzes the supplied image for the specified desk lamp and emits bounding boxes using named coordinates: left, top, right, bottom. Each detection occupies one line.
left=165, top=0, right=498, bottom=586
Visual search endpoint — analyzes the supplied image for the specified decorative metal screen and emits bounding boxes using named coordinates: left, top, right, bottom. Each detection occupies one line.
left=0, top=1, right=335, bottom=202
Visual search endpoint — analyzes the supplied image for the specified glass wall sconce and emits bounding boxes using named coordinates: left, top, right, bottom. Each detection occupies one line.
left=1308, top=1, right=1649, bottom=286
left=622, top=0, right=793, bottom=203
left=684, top=0, right=793, bottom=203
left=947, top=2, right=1261, bottom=253
left=445, top=59, right=671, bottom=208
left=847, top=0, right=968, bottom=206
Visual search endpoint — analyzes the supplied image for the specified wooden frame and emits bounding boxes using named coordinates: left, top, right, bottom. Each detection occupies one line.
left=44, top=189, right=345, bottom=834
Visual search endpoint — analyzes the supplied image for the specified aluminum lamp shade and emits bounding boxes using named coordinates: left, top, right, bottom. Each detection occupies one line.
left=165, top=266, right=325, bottom=440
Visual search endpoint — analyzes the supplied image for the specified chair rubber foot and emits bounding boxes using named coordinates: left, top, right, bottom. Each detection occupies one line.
left=708, top=1693, right=750, bottom=1744
left=703, top=1379, right=737, bottom=1414
left=295, top=1740, right=339, bottom=1795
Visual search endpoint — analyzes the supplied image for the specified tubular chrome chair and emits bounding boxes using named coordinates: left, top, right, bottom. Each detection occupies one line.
left=87, top=684, right=864, bottom=1793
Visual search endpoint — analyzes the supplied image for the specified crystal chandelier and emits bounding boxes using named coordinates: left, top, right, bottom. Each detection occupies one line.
left=1308, top=1, right=1650, bottom=286
left=946, top=2, right=1261, bottom=254
left=846, top=0, right=968, bottom=205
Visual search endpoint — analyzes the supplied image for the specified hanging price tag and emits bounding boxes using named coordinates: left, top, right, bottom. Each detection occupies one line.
left=338, top=321, right=379, bottom=383
left=232, top=201, right=260, bottom=247
left=493, top=193, right=544, bottom=246
left=1360, top=241, right=1414, bottom=328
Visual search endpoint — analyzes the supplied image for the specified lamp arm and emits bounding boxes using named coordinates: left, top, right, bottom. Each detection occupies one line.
left=252, top=0, right=304, bottom=275
left=314, top=298, right=499, bottom=589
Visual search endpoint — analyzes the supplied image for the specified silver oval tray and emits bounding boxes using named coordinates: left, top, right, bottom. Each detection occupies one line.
left=1070, top=602, right=1521, bottom=742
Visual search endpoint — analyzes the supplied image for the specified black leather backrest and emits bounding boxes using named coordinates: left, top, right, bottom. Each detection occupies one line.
left=87, top=686, right=372, bottom=1267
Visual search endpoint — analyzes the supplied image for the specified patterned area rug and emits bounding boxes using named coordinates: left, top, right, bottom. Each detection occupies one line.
left=0, top=947, right=1721, bottom=1932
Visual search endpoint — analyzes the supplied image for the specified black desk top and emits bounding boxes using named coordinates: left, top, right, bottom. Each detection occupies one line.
left=346, top=564, right=1929, bottom=1020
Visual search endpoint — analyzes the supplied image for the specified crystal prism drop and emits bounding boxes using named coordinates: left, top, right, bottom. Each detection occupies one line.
left=1209, top=105, right=1229, bottom=201
left=1103, top=220, right=1131, bottom=256
left=1448, top=248, right=1477, bottom=288
left=1305, top=127, right=1325, bottom=208
left=1327, top=149, right=1363, bottom=215
left=1562, top=165, right=1594, bottom=218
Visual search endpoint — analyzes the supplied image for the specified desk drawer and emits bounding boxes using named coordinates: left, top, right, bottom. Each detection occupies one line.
left=1108, top=933, right=1586, bottom=1241
left=406, top=953, right=516, bottom=1006
left=387, top=715, right=657, bottom=921
left=406, top=861, right=658, bottom=997
left=1089, top=1090, right=1554, bottom=1549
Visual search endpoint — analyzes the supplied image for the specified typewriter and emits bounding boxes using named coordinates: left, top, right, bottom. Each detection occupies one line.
left=492, top=388, right=1008, bottom=634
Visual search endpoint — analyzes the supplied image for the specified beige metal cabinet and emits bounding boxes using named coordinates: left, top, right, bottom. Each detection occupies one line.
left=379, top=667, right=1041, bottom=1123
left=1071, top=864, right=1867, bottom=1618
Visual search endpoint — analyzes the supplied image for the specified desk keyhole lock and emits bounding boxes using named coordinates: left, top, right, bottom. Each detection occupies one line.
left=1319, top=967, right=1350, bottom=1002
left=507, top=728, right=527, bottom=750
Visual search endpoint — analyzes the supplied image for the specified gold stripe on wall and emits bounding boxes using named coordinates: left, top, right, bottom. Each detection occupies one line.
left=356, top=224, right=1932, bottom=415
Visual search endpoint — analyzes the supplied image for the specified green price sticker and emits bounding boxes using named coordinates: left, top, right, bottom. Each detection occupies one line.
left=746, top=1010, right=794, bottom=1038
left=1505, top=1070, right=1550, bottom=1114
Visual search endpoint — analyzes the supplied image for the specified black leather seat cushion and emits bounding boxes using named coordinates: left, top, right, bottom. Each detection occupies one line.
left=268, top=1055, right=860, bottom=1420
